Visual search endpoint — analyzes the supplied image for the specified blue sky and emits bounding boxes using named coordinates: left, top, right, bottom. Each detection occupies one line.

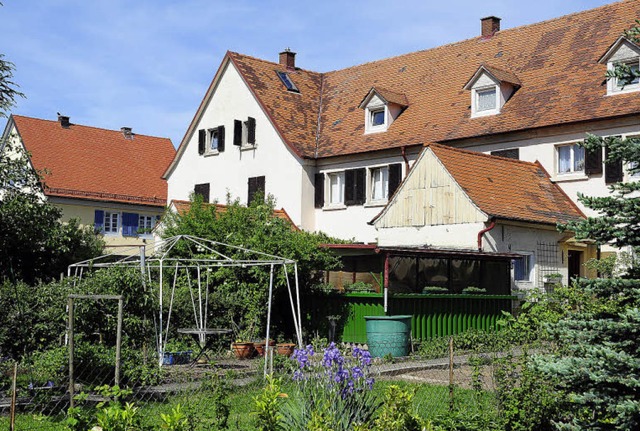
left=2, top=0, right=616, bottom=147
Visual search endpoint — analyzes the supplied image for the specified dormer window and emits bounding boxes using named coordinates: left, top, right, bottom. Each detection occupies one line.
left=476, top=87, right=498, bottom=113
left=464, top=64, right=520, bottom=118
left=359, top=87, right=408, bottom=134
left=599, top=36, right=640, bottom=95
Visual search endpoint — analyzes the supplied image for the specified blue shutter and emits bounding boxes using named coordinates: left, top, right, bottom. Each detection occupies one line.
left=94, top=210, right=104, bottom=233
left=122, top=212, right=139, bottom=237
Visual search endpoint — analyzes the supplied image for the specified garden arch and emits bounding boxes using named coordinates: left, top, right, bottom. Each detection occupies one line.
left=68, top=235, right=303, bottom=367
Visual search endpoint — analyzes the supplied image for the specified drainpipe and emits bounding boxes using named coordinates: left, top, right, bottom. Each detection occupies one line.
left=477, top=218, right=497, bottom=251
left=401, top=146, right=410, bottom=176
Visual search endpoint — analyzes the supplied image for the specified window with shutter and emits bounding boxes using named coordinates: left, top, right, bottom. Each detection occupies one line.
left=198, top=129, right=206, bottom=155
left=345, top=168, right=365, bottom=206
left=605, top=146, right=623, bottom=184
left=248, top=176, right=265, bottom=203
left=314, top=173, right=325, bottom=208
left=122, top=212, right=139, bottom=237
left=194, top=183, right=210, bottom=202
left=103, top=211, right=120, bottom=234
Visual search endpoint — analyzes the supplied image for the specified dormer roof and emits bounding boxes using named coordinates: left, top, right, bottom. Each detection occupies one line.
left=463, top=64, right=521, bottom=90
left=598, top=36, right=640, bottom=64
left=358, top=87, right=409, bottom=109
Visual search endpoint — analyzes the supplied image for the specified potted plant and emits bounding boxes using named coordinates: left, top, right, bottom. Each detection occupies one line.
left=231, top=322, right=256, bottom=359
left=544, top=273, right=563, bottom=284
left=254, top=339, right=276, bottom=357
left=275, top=341, right=296, bottom=356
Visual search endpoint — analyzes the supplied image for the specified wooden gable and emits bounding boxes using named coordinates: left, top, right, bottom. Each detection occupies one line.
left=374, top=148, right=486, bottom=229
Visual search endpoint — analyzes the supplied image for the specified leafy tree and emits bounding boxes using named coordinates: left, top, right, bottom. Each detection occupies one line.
left=161, top=193, right=343, bottom=340
left=0, top=53, right=24, bottom=117
left=537, top=28, right=640, bottom=429
left=0, top=139, right=104, bottom=284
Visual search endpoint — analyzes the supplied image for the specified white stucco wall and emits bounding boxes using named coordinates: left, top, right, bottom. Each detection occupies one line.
left=314, top=150, right=419, bottom=243
left=377, top=222, right=484, bottom=248
left=166, top=62, right=307, bottom=228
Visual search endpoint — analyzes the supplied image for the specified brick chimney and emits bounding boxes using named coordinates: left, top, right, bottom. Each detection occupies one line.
left=279, top=48, right=296, bottom=69
left=121, top=127, right=133, bottom=139
left=57, top=114, right=70, bottom=128
left=481, top=16, right=501, bottom=37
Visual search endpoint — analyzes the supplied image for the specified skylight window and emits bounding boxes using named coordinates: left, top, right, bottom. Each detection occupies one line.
left=276, top=71, right=299, bottom=92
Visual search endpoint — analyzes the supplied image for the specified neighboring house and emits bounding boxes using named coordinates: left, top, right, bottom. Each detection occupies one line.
left=2, top=115, right=176, bottom=252
left=165, top=0, right=640, bottom=289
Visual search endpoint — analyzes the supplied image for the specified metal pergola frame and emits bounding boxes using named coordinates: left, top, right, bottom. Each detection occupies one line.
left=68, top=235, right=303, bottom=373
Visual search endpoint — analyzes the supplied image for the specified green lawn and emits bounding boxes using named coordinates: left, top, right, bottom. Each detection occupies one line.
left=0, top=379, right=494, bottom=430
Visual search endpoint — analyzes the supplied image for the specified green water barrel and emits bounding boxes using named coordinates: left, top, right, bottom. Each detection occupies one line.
left=365, top=315, right=412, bottom=358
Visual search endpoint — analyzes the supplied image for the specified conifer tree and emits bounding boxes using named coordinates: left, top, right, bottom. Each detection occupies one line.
left=535, top=24, right=640, bottom=430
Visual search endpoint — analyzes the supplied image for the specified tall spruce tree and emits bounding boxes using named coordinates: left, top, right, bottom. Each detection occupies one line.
left=534, top=24, right=640, bottom=431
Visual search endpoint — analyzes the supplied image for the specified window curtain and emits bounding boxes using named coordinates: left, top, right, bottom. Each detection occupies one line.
left=558, top=146, right=571, bottom=173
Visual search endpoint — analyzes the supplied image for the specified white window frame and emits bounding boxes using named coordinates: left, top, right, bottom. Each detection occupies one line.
left=207, top=128, right=219, bottom=153
left=103, top=211, right=120, bottom=235
left=472, top=85, right=499, bottom=117
left=556, top=143, right=585, bottom=175
left=325, top=171, right=346, bottom=209
left=138, top=215, right=155, bottom=237
left=365, top=105, right=388, bottom=134
left=608, top=57, right=640, bottom=95
left=514, top=252, right=535, bottom=283
left=368, top=165, right=389, bottom=205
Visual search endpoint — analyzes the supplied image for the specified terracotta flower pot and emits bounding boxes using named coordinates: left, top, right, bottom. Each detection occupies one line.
left=254, top=340, right=276, bottom=357
left=276, top=343, right=296, bottom=357
left=231, top=342, right=254, bottom=359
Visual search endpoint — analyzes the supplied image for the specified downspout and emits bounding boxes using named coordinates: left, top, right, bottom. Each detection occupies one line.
left=477, top=218, right=497, bottom=252
left=401, top=146, right=410, bottom=176
left=383, top=252, right=390, bottom=314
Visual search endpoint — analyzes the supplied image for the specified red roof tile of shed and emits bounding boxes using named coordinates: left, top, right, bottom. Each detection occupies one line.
left=428, top=144, right=585, bottom=225
left=13, top=115, right=175, bottom=206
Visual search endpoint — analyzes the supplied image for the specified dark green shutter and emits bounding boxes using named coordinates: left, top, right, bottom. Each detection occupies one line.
left=198, top=129, right=206, bottom=155
left=194, top=183, right=210, bottom=202
left=605, top=146, right=623, bottom=184
left=247, top=117, right=256, bottom=144
left=314, top=173, right=324, bottom=208
left=234, top=120, right=242, bottom=146
left=345, top=168, right=365, bottom=206
left=248, top=176, right=265, bottom=203
left=388, top=163, right=402, bottom=198
left=217, top=125, right=225, bottom=152
left=585, top=147, right=603, bottom=175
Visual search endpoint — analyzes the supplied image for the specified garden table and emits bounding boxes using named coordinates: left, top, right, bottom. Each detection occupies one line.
left=177, top=328, right=233, bottom=363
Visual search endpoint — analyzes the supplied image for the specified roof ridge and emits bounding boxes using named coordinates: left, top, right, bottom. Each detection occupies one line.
left=318, top=0, right=632, bottom=76
left=13, top=114, right=171, bottom=141
left=427, top=143, right=539, bottom=168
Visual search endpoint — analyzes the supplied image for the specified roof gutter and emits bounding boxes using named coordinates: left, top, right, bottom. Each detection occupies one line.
left=477, top=217, right=497, bottom=251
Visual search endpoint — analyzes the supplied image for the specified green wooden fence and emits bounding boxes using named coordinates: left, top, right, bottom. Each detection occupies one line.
left=304, top=292, right=516, bottom=344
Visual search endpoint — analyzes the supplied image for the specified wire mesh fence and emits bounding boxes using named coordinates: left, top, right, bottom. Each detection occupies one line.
left=0, top=334, right=533, bottom=430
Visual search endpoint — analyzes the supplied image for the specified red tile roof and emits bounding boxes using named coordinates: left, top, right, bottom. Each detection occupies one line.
left=219, top=0, right=640, bottom=159
left=13, top=115, right=175, bottom=206
left=169, top=199, right=299, bottom=229
left=428, top=144, right=585, bottom=225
